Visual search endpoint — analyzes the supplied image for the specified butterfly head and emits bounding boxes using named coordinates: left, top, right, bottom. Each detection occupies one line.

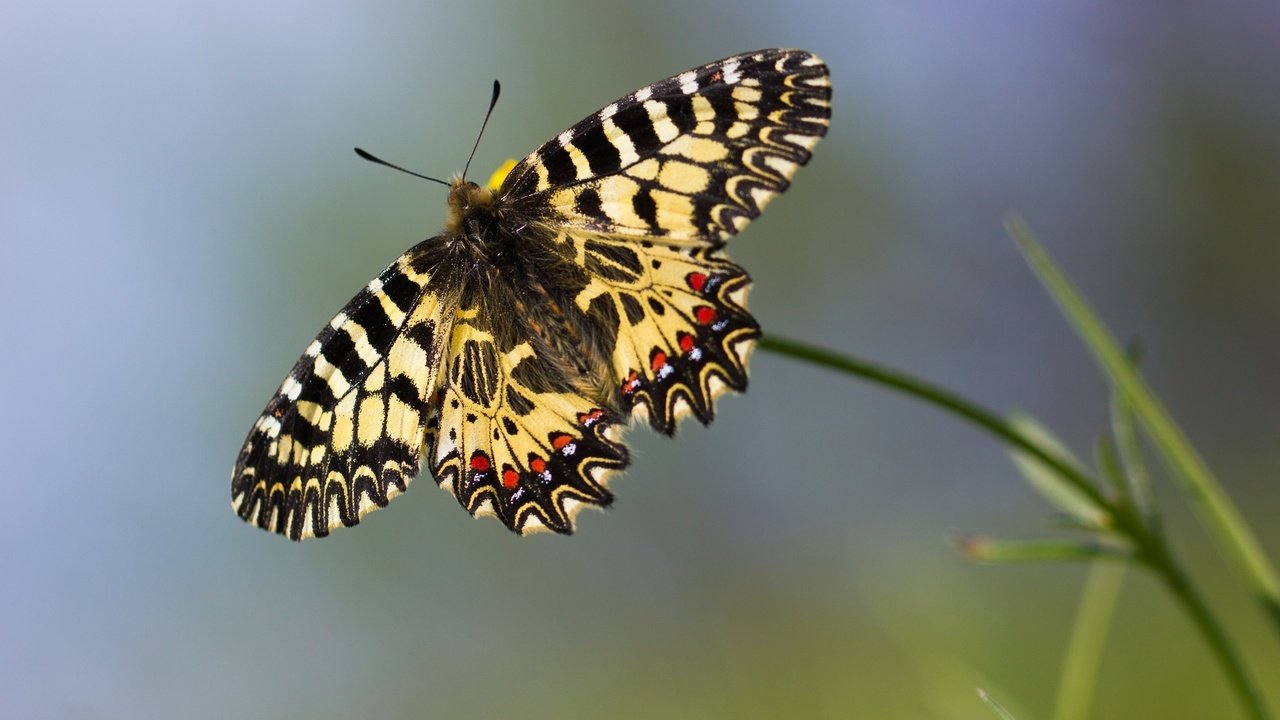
left=444, top=177, right=498, bottom=237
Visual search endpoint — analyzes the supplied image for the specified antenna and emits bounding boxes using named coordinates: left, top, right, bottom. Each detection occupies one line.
left=462, top=80, right=501, bottom=180
left=353, top=148, right=450, bottom=186
left=355, top=80, right=502, bottom=185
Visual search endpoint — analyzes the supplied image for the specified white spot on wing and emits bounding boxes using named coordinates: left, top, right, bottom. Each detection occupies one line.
left=258, top=415, right=282, bottom=435
left=722, top=60, right=741, bottom=84
left=678, top=70, right=698, bottom=94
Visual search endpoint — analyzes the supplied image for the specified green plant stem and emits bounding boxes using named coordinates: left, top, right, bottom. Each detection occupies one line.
left=1008, top=213, right=1280, bottom=634
left=758, top=333, right=1271, bottom=720
left=1152, top=540, right=1271, bottom=720
left=756, top=335, right=1108, bottom=510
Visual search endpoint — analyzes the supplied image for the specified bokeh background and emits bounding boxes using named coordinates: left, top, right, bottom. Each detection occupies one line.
left=5, top=1, right=1280, bottom=717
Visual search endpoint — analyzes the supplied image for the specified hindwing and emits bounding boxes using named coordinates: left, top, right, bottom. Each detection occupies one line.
left=569, top=232, right=758, bottom=434
left=425, top=311, right=630, bottom=533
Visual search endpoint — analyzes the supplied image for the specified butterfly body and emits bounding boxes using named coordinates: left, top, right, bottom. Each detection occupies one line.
left=233, top=49, right=831, bottom=539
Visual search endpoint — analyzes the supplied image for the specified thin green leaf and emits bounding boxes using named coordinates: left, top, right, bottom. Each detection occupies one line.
left=1094, top=436, right=1127, bottom=498
left=1109, top=375, right=1155, bottom=525
left=977, top=688, right=1019, bottom=720
left=956, top=535, right=1131, bottom=563
left=1054, top=564, right=1126, bottom=720
left=1007, top=413, right=1112, bottom=530
left=1007, top=213, right=1280, bottom=631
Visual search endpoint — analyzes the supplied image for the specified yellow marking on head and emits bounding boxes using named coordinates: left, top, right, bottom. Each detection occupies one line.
left=486, top=159, right=517, bottom=190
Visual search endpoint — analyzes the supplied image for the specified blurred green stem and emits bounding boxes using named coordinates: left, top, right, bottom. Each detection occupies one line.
left=1054, top=564, right=1125, bottom=720
left=756, top=335, right=1106, bottom=509
left=1008, top=213, right=1280, bottom=634
left=758, top=334, right=1271, bottom=719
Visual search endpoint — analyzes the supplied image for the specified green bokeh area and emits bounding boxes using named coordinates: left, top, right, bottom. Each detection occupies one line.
left=6, top=2, right=1280, bottom=718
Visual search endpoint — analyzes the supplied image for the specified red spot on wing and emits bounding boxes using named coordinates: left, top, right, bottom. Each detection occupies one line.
left=501, top=467, right=519, bottom=489
left=551, top=433, right=574, bottom=450
left=678, top=333, right=695, bottom=352
left=530, top=457, right=547, bottom=474
left=621, top=370, right=640, bottom=395
left=470, top=453, right=491, bottom=472
left=578, top=408, right=606, bottom=426
left=695, top=306, right=717, bottom=325
left=687, top=272, right=707, bottom=292
left=650, top=350, right=667, bottom=372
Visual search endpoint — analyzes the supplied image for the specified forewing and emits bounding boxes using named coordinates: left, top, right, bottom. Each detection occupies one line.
left=426, top=316, right=630, bottom=535
left=231, top=244, right=454, bottom=540
left=500, top=48, right=831, bottom=244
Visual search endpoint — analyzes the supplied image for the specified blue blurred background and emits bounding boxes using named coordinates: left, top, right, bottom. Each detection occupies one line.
left=5, top=1, right=1280, bottom=717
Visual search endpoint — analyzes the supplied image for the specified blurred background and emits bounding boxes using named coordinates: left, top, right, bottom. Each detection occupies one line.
left=5, top=1, right=1280, bottom=717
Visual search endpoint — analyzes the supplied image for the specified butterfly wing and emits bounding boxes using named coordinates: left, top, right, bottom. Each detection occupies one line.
left=424, top=288, right=630, bottom=534
left=500, top=49, right=831, bottom=244
left=568, top=233, right=759, bottom=433
left=231, top=243, right=455, bottom=540
left=502, top=49, right=830, bottom=433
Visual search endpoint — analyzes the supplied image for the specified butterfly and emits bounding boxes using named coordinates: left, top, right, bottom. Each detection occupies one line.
left=231, top=48, right=831, bottom=539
